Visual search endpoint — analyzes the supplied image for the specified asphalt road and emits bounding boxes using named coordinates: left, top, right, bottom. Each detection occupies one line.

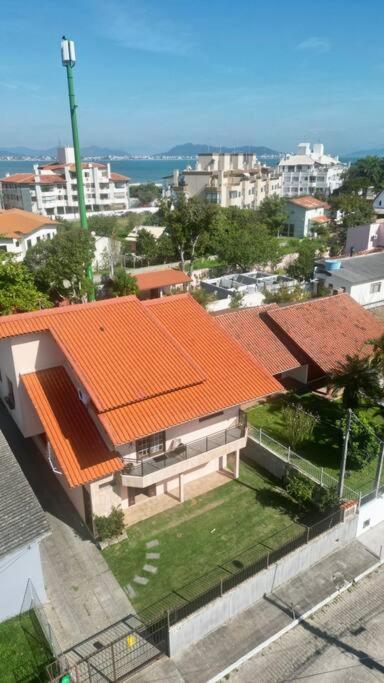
left=226, top=564, right=384, bottom=682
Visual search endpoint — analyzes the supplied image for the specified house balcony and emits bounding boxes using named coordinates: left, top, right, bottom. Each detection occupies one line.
left=119, top=422, right=247, bottom=489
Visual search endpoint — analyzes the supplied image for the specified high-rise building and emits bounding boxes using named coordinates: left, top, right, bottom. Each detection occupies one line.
left=0, top=147, right=130, bottom=220
left=279, top=143, right=346, bottom=197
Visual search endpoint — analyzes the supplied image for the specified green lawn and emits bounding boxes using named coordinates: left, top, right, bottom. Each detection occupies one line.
left=0, top=612, right=52, bottom=682
left=103, top=460, right=305, bottom=618
left=248, top=394, right=384, bottom=495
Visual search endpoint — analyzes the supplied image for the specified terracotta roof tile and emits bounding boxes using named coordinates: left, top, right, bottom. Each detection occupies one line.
left=0, top=209, right=58, bottom=238
left=214, top=306, right=301, bottom=375
left=287, top=196, right=330, bottom=210
left=266, top=294, right=384, bottom=374
left=0, top=173, right=66, bottom=185
left=135, top=269, right=191, bottom=292
left=21, top=367, right=122, bottom=486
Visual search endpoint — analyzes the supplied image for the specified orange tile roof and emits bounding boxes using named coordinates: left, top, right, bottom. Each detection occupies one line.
left=266, top=293, right=384, bottom=374
left=135, top=269, right=192, bottom=292
left=110, top=172, right=129, bottom=181
left=98, top=295, right=282, bottom=444
left=0, top=173, right=66, bottom=185
left=0, top=173, right=35, bottom=184
left=0, top=296, right=204, bottom=413
left=214, top=306, right=301, bottom=375
left=310, top=215, right=330, bottom=224
left=287, top=196, right=330, bottom=210
left=0, top=209, right=58, bottom=238
left=21, top=367, right=122, bottom=486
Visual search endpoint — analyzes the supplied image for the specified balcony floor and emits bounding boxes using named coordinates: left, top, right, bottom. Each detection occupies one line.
left=124, top=470, right=232, bottom=527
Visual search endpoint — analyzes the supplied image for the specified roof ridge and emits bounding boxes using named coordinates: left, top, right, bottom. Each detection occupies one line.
left=268, top=292, right=346, bottom=315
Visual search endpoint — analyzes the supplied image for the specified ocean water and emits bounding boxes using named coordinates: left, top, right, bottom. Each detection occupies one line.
left=0, top=158, right=189, bottom=184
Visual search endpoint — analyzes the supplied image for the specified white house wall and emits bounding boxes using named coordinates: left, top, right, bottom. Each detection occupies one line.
left=0, top=541, right=46, bottom=622
left=350, top=281, right=384, bottom=308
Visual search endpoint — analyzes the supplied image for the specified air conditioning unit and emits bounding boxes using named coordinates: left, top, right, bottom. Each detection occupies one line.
left=77, top=388, right=90, bottom=406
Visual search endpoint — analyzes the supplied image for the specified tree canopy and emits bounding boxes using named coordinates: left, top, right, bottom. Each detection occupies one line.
left=0, top=253, right=51, bottom=315
left=111, top=268, right=139, bottom=297
left=255, top=195, right=288, bottom=236
left=213, top=207, right=279, bottom=271
left=130, top=183, right=162, bottom=205
left=287, top=239, right=318, bottom=280
left=340, top=156, right=384, bottom=196
left=330, top=354, right=383, bottom=409
left=24, top=226, right=95, bottom=302
left=135, top=228, right=158, bottom=265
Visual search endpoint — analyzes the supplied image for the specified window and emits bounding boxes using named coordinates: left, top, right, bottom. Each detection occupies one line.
left=136, top=432, right=165, bottom=459
left=0, top=245, right=7, bottom=252
left=37, top=236, right=41, bottom=242
left=26, top=239, right=32, bottom=249
left=5, top=377, right=15, bottom=410
left=370, top=282, right=382, bottom=294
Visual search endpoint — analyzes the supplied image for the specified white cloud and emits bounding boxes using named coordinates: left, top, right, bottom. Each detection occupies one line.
left=94, top=1, right=195, bottom=56
left=296, top=36, right=330, bottom=54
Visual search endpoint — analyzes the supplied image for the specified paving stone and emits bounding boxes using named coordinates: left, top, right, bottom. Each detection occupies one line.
left=146, top=552, right=160, bottom=560
left=143, top=564, right=158, bottom=574
left=124, top=584, right=136, bottom=599
left=146, top=539, right=159, bottom=548
left=134, top=575, right=149, bottom=585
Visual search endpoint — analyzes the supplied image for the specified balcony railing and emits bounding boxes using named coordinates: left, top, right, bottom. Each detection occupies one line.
left=122, top=422, right=247, bottom=479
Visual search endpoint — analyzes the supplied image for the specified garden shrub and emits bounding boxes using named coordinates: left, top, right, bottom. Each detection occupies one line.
left=282, top=403, right=319, bottom=450
left=338, top=414, right=380, bottom=469
left=313, top=485, right=339, bottom=512
left=284, top=468, right=316, bottom=506
left=94, top=506, right=125, bottom=541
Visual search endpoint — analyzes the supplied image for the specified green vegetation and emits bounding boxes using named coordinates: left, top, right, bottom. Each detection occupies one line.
left=0, top=253, right=51, bottom=315
left=330, top=354, right=383, bottom=408
left=111, top=267, right=138, bottom=297
left=130, top=183, right=162, bottom=205
left=287, top=239, right=320, bottom=279
left=281, top=403, right=318, bottom=450
left=340, top=156, right=384, bottom=197
left=103, top=460, right=305, bottom=614
left=263, top=283, right=310, bottom=305
left=94, top=506, right=125, bottom=541
left=254, top=195, right=288, bottom=236
left=284, top=469, right=339, bottom=512
left=248, top=393, right=384, bottom=494
left=0, top=612, right=52, bottom=682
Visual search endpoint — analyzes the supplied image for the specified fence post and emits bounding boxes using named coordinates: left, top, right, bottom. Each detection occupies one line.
left=259, top=428, right=262, bottom=445
left=287, top=446, right=291, bottom=463
left=306, top=526, right=310, bottom=543
left=220, top=578, right=223, bottom=597
left=358, top=491, right=362, bottom=511
left=111, top=642, right=117, bottom=681
left=320, top=467, right=324, bottom=487
left=266, top=551, right=270, bottom=568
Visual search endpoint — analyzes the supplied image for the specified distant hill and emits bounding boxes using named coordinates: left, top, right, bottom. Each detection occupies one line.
left=344, top=147, right=384, bottom=159
left=162, top=143, right=280, bottom=156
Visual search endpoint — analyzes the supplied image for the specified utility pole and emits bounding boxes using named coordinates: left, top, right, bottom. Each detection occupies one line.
left=338, top=408, right=352, bottom=499
left=61, top=36, right=94, bottom=300
left=375, top=442, right=384, bottom=498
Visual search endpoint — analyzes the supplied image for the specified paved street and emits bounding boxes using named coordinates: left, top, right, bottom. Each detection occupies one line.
left=227, top=564, right=384, bottom=683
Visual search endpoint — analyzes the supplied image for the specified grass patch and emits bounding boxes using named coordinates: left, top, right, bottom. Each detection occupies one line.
left=0, top=612, right=52, bottom=682
left=248, top=393, right=384, bottom=494
left=103, top=460, right=304, bottom=616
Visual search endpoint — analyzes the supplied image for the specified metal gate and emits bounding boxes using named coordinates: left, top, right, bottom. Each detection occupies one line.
left=47, top=615, right=169, bottom=682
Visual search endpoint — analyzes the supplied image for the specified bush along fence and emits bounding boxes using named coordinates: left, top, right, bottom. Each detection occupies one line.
left=138, top=509, right=343, bottom=626
left=248, top=425, right=383, bottom=507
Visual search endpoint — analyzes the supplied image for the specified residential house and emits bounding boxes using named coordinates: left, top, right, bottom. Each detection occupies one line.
left=279, top=143, right=346, bottom=197
left=215, top=294, right=384, bottom=386
left=134, top=268, right=192, bottom=299
left=373, top=190, right=384, bottom=217
left=164, top=152, right=282, bottom=208
left=315, top=252, right=384, bottom=308
left=0, top=294, right=281, bottom=531
left=283, top=196, right=331, bottom=237
left=0, top=428, right=49, bottom=621
left=0, top=209, right=58, bottom=260
left=0, top=147, right=130, bottom=220
left=345, top=222, right=384, bottom=256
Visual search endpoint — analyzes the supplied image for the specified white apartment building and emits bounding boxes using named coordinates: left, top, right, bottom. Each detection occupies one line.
left=0, top=147, right=130, bottom=220
left=0, top=209, right=58, bottom=261
left=164, top=152, right=282, bottom=208
left=279, top=143, right=346, bottom=197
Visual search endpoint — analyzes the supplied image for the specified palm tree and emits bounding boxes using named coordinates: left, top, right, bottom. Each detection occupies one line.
left=330, top=354, right=383, bottom=409
left=369, top=333, right=384, bottom=376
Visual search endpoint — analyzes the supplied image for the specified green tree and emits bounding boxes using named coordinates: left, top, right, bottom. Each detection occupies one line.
left=330, top=194, right=375, bottom=245
left=24, top=226, right=95, bottom=302
left=213, top=207, right=279, bottom=270
left=281, top=403, right=318, bottom=450
left=111, top=268, right=139, bottom=297
left=369, top=333, right=384, bottom=376
left=263, top=283, right=310, bottom=305
left=159, top=195, right=219, bottom=273
left=338, top=414, right=380, bottom=470
left=330, top=354, right=383, bottom=409
left=229, top=291, right=244, bottom=309
left=135, top=229, right=157, bottom=265
left=287, top=239, right=319, bottom=279
left=88, top=214, right=117, bottom=237
left=255, top=195, right=288, bottom=236
left=341, top=156, right=384, bottom=196
left=0, top=253, right=51, bottom=315
left=156, top=233, right=177, bottom=263
left=130, top=183, right=162, bottom=205
left=190, top=288, right=216, bottom=309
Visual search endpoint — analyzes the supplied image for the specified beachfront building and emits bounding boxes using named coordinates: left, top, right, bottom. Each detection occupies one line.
left=0, top=147, right=130, bottom=220
left=279, top=143, right=346, bottom=197
left=0, top=209, right=58, bottom=260
left=0, top=294, right=281, bottom=531
left=164, top=152, right=282, bottom=208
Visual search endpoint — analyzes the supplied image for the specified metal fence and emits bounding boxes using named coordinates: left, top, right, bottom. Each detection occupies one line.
left=20, top=579, right=62, bottom=658
left=138, top=509, right=342, bottom=627
left=249, top=426, right=360, bottom=501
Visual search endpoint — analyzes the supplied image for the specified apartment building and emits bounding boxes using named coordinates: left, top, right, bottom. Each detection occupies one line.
left=279, top=143, right=346, bottom=197
left=0, top=294, right=281, bottom=532
left=164, top=152, right=282, bottom=208
left=0, top=209, right=58, bottom=260
left=0, top=147, right=130, bottom=220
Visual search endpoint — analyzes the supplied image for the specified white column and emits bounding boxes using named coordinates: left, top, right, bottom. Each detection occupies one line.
left=234, top=450, right=240, bottom=479
left=179, top=474, right=184, bottom=502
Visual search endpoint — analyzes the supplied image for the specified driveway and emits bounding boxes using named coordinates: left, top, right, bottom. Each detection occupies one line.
left=0, top=404, right=133, bottom=653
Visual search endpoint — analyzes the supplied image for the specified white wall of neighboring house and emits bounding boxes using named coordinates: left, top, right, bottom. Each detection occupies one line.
left=345, top=223, right=384, bottom=255
left=373, top=190, right=384, bottom=216
left=349, top=280, right=384, bottom=308
left=0, top=541, right=46, bottom=621
left=284, top=203, right=327, bottom=237
left=0, top=225, right=57, bottom=261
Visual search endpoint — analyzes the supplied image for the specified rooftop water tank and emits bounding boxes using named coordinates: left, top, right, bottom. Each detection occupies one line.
left=324, top=259, right=341, bottom=271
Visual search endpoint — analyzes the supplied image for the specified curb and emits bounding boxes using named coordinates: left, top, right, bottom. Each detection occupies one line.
left=207, top=558, right=384, bottom=683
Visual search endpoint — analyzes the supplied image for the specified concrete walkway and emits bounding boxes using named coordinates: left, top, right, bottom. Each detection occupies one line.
left=0, top=405, right=133, bottom=653
left=128, top=531, right=382, bottom=683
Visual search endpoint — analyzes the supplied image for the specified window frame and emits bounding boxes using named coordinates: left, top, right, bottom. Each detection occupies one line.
left=136, top=431, right=166, bottom=459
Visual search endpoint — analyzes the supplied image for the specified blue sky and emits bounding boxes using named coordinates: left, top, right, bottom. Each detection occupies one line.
left=1, top=0, right=384, bottom=154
